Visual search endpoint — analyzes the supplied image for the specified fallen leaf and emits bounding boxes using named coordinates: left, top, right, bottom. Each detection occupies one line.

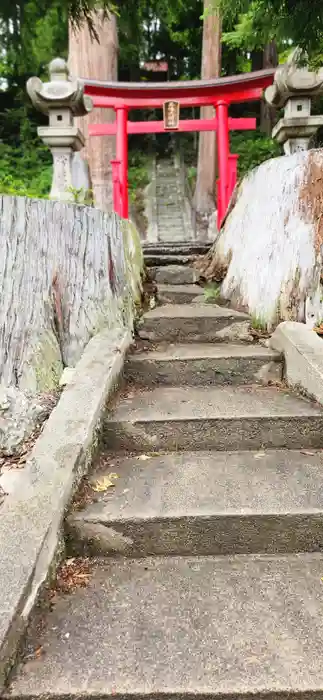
left=55, top=558, right=91, bottom=594
left=91, top=474, right=118, bottom=492
left=301, top=450, right=316, bottom=456
left=35, top=646, right=43, bottom=659
left=254, top=452, right=266, bottom=460
left=137, top=454, right=151, bottom=461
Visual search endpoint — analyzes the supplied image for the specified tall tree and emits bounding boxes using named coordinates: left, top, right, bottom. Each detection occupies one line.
left=68, top=10, right=118, bottom=212
left=194, top=0, right=222, bottom=215
left=261, top=40, right=278, bottom=134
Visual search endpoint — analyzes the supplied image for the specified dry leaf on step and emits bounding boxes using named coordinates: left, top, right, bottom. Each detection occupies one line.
left=300, top=450, right=316, bottom=456
left=137, top=454, right=151, bottom=461
left=91, top=474, right=119, bottom=492
left=254, top=452, right=266, bottom=460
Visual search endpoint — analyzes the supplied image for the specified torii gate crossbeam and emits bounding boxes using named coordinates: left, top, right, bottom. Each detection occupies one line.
left=83, top=69, right=275, bottom=227
left=89, top=117, right=256, bottom=136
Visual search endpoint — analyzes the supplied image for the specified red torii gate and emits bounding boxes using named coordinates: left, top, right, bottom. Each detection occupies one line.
left=83, top=69, right=275, bottom=229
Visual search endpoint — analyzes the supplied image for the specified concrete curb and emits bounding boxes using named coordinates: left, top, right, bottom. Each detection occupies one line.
left=270, top=321, right=323, bottom=403
left=0, top=327, right=131, bottom=687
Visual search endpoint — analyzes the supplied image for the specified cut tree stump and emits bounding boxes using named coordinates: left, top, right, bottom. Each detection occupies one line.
left=0, top=195, right=143, bottom=394
left=196, top=149, right=323, bottom=330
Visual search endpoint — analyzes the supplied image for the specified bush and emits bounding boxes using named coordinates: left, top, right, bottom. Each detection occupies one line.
left=128, top=150, right=149, bottom=201
left=0, top=140, right=52, bottom=198
left=231, top=132, right=282, bottom=178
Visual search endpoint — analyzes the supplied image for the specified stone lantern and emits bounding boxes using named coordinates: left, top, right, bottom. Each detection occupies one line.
left=27, top=58, right=92, bottom=201
left=265, top=48, right=323, bottom=154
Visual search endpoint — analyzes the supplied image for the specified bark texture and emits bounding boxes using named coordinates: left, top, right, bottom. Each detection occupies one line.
left=68, top=11, right=118, bottom=212
left=194, top=1, right=222, bottom=215
left=0, top=196, right=143, bottom=393
left=196, top=150, right=323, bottom=330
left=260, top=41, right=278, bottom=135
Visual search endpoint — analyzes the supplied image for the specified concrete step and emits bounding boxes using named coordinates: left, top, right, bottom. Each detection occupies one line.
left=156, top=197, right=181, bottom=203
left=157, top=234, right=190, bottom=243
left=145, top=254, right=196, bottom=267
left=151, top=265, right=197, bottom=285
left=157, top=283, right=204, bottom=304
left=67, top=449, right=323, bottom=558
left=157, top=200, right=182, bottom=206
left=126, top=343, right=282, bottom=387
left=139, top=303, right=249, bottom=342
left=9, top=553, right=323, bottom=700
left=103, top=384, right=323, bottom=453
left=156, top=221, right=184, bottom=229
left=157, top=219, right=183, bottom=225
left=142, top=242, right=211, bottom=256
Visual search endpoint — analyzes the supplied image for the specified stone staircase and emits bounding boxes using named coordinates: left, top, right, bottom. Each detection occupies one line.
left=155, top=157, right=194, bottom=243
left=143, top=241, right=211, bottom=291
left=7, top=276, right=323, bottom=700
left=143, top=155, right=212, bottom=287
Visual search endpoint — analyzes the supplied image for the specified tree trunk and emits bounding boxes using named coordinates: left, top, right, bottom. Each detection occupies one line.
left=260, top=41, right=278, bottom=135
left=68, top=11, right=118, bottom=212
left=194, top=1, right=222, bottom=215
left=0, top=195, right=143, bottom=394
left=195, top=150, right=323, bottom=331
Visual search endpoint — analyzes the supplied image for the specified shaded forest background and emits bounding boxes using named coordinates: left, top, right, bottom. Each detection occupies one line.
left=0, top=0, right=323, bottom=213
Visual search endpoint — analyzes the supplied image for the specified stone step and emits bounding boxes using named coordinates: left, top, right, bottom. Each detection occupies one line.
left=156, top=195, right=181, bottom=202
left=157, top=283, right=204, bottom=304
left=145, top=254, right=196, bottom=267
left=103, top=384, right=323, bottom=453
left=142, top=242, right=211, bottom=256
left=157, top=234, right=190, bottom=243
left=157, top=200, right=182, bottom=206
left=157, top=208, right=182, bottom=213
left=156, top=200, right=182, bottom=205
left=139, top=303, right=249, bottom=342
left=157, top=219, right=184, bottom=227
left=151, top=265, right=197, bottom=285
left=157, top=213, right=183, bottom=219
left=125, top=343, right=282, bottom=387
left=155, top=226, right=185, bottom=234
left=67, top=449, right=323, bottom=558
left=9, top=553, right=323, bottom=700
left=157, top=231, right=186, bottom=239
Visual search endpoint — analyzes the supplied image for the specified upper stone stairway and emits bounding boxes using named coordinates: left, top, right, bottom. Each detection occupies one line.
left=143, top=154, right=212, bottom=288
left=7, top=266, right=323, bottom=700
left=155, top=156, right=194, bottom=244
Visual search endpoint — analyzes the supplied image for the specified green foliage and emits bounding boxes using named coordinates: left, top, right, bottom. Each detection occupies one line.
left=231, top=132, right=282, bottom=178
left=128, top=151, right=150, bottom=202
left=250, top=313, right=267, bottom=331
left=67, top=186, right=94, bottom=205
left=0, top=123, right=52, bottom=197
left=204, top=0, right=323, bottom=54
left=204, top=283, right=221, bottom=301
left=187, top=165, right=197, bottom=191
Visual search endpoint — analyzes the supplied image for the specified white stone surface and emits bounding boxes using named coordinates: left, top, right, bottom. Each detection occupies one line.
left=59, top=367, right=76, bottom=387
left=0, top=386, right=47, bottom=455
left=270, top=321, right=323, bottom=404
left=210, top=150, right=323, bottom=330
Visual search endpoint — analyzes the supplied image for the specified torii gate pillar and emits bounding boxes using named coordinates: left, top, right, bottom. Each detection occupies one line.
left=116, top=106, right=128, bottom=219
